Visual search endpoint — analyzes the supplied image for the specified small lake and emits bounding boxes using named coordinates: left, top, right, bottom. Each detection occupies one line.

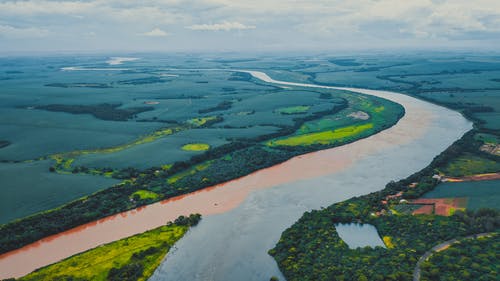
left=335, top=223, right=386, bottom=249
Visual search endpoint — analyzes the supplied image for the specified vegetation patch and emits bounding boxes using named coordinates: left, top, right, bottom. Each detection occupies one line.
left=18, top=215, right=202, bottom=281
left=186, top=116, right=219, bottom=127
left=198, top=101, right=232, bottom=114
left=0, top=140, right=11, bottom=149
left=328, top=58, right=362, bottom=67
left=382, top=236, right=394, bottom=249
left=274, top=105, right=311, bottom=115
left=440, top=153, right=500, bottom=177
left=167, top=162, right=212, bottom=184
left=118, top=77, right=169, bottom=85
left=44, top=83, right=111, bottom=88
left=131, top=190, right=159, bottom=200
left=267, top=123, right=373, bottom=146
left=181, top=143, right=210, bottom=151
left=475, top=133, right=498, bottom=145
left=34, top=103, right=154, bottom=121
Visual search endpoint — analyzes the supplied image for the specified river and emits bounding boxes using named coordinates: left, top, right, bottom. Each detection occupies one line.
left=0, top=70, right=471, bottom=280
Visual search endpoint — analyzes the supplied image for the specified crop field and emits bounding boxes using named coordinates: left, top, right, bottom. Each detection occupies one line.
left=19, top=224, right=188, bottom=281
left=391, top=204, right=425, bottom=215
left=411, top=198, right=467, bottom=216
left=267, top=123, right=374, bottom=146
left=275, top=105, right=311, bottom=115
left=181, top=143, right=210, bottom=151
left=475, top=133, right=498, bottom=144
left=440, top=153, right=500, bottom=177
left=0, top=160, right=119, bottom=224
left=422, top=180, right=500, bottom=210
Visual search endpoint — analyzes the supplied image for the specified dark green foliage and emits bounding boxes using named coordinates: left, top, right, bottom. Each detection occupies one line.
left=0, top=141, right=10, bottom=149
left=319, top=93, right=333, bottom=99
left=44, top=83, right=111, bottom=88
left=118, top=77, right=168, bottom=85
left=420, top=235, right=499, bottom=281
left=171, top=214, right=202, bottom=227
left=328, top=59, right=362, bottom=67
left=34, top=103, right=154, bottom=121
left=131, top=246, right=162, bottom=260
left=198, top=100, right=233, bottom=114
left=107, top=262, right=144, bottom=281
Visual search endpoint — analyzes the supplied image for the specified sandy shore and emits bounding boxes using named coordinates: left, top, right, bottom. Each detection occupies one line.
left=0, top=71, right=442, bottom=279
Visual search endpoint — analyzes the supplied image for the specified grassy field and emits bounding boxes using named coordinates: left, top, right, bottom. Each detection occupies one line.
left=131, top=190, right=160, bottom=200
left=19, top=224, right=188, bottom=281
left=440, top=153, right=500, bottom=177
left=275, top=105, right=310, bottom=115
left=181, top=143, right=210, bottom=151
left=475, top=133, right=498, bottom=144
left=186, top=116, right=218, bottom=126
left=266, top=123, right=374, bottom=146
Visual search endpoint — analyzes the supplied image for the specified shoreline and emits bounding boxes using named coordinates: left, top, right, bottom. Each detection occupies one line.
left=0, top=70, right=443, bottom=279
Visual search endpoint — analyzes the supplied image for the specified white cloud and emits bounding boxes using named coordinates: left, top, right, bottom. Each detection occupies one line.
left=187, top=21, right=255, bottom=31
left=0, top=25, right=49, bottom=38
left=0, top=0, right=499, bottom=51
left=142, top=28, right=169, bottom=37
left=0, top=0, right=96, bottom=15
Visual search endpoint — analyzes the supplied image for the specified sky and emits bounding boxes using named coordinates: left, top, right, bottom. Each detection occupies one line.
left=0, top=0, right=499, bottom=53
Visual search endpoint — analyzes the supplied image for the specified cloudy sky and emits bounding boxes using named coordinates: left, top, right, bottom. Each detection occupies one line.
left=1, top=0, right=499, bottom=53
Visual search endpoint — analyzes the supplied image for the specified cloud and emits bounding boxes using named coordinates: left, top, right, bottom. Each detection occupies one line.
left=0, top=0, right=499, bottom=52
left=142, top=28, right=169, bottom=37
left=0, top=0, right=95, bottom=15
left=187, top=21, right=255, bottom=31
left=0, top=25, right=49, bottom=38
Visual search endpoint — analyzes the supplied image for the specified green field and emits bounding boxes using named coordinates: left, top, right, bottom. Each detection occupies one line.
left=423, top=180, right=500, bottom=210
left=275, top=105, right=311, bottom=115
left=186, top=116, right=219, bottom=127
left=20, top=224, right=189, bottom=281
left=181, top=143, right=210, bottom=151
left=440, top=153, right=500, bottom=177
left=267, top=123, right=374, bottom=146
left=475, top=133, right=498, bottom=144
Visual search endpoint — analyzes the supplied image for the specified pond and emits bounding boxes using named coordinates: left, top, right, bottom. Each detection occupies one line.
left=335, top=223, right=386, bottom=249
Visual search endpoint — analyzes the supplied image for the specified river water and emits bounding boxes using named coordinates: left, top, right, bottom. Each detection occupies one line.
left=148, top=72, right=471, bottom=281
left=0, top=71, right=471, bottom=280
